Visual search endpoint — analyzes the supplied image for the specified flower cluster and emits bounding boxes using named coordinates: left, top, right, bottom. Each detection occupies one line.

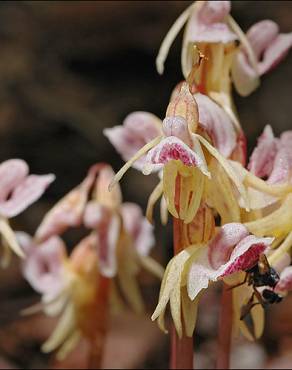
left=105, top=0, right=292, bottom=342
left=19, top=164, right=163, bottom=359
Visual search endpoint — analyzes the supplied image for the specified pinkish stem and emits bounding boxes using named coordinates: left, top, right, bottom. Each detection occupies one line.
left=216, top=283, right=233, bottom=369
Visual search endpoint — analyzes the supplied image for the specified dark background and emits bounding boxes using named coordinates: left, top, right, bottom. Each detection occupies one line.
left=0, top=1, right=291, bottom=368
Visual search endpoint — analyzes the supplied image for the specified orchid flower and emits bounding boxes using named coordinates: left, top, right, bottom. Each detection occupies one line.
left=20, top=163, right=163, bottom=360
left=156, top=1, right=292, bottom=125
left=232, top=20, right=292, bottom=96
left=0, top=159, right=54, bottom=265
left=21, top=233, right=101, bottom=360
left=151, top=223, right=273, bottom=340
left=227, top=127, right=292, bottom=267
left=107, top=82, right=249, bottom=226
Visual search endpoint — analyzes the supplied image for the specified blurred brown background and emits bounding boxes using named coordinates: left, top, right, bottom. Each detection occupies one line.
left=0, top=1, right=291, bottom=369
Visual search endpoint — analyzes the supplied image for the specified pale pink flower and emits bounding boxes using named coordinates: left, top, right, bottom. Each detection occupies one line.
left=83, top=165, right=155, bottom=277
left=35, top=164, right=100, bottom=242
left=232, top=20, right=292, bottom=96
left=0, top=159, right=55, bottom=260
left=152, top=223, right=273, bottom=337
left=187, top=223, right=273, bottom=300
left=104, top=112, right=162, bottom=171
left=248, top=125, right=292, bottom=185
left=20, top=232, right=66, bottom=301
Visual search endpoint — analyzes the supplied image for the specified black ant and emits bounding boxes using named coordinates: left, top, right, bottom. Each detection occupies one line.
left=230, top=254, right=283, bottom=320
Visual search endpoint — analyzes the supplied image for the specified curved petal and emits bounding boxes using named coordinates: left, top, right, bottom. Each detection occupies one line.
left=94, top=165, right=122, bottom=210
left=98, top=212, right=120, bottom=278
left=258, top=32, right=292, bottom=75
left=0, top=159, right=28, bottom=201
left=120, top=202, right=155, bottom=256
left=21, top=234, right=66, bottom=296
left=145, top=136, right=206, bottom=171
left=0, top=174, right=55, bottom=218
left=195, top=93, right=237, bottom=158
left=104, top=111, right=162, bottom=171
left=246, top=20, right=279, bottom=60
left=231, top=51, right=260, bottom=97
left=187, top=231, right=273, bottom=300
left=208, top=223, right=249, bottom=269
left=83, top=201, right=104, bottom=229
left=219, top=235, right=273, bottom=277
left=35, top=168, right=96, bottom=241
left=248, top=125, right=278, bottom=178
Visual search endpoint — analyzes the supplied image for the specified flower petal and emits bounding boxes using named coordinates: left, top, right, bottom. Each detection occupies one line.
left=152, top=246, right=197, bottom=328
left=94, top=165, right=122, bottom=210
left=0, top=174, right=55, bottom=218
left=104, top=112, right=162, bottom=171
left=195, top=93, right=237, bottom=158
left=0, top=217, right=24, bottom=258
left=208, top=223, right=249, bottom=270
left=182, top=1, right=237, bottom=77
left=258, top=32, right=292, bottom=75
left=219, top=235, right=273, bottom=277
left=146, top=136, right=206, bottom=170
left=187, top=231, right=273, bottom=300
left=41, top=302, right=75, bottom=353
left=21, top=233, right=66, bottom=296
left=248, top=125, right=278, bottom=178
left=0, top=159, right=28, bottom=201
left=245, top=194, right=292, bottom=238
left=121, top=202, right=155, bottom=256
left=36, top=168, right=95, bottom=241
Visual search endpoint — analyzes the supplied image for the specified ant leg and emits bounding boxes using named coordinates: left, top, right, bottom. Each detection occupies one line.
left=240, top=292, right=256, bottom=320
left=240, top=302, right=261, bottom=321
left=253, top=287, right=265, bottom=307
left=227, top=273, right=248, bottom=291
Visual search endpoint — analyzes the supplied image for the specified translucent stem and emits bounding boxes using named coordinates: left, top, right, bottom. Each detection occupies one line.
left=216, top=283, right=233, bottom=369
left=88, top=275, right=110, bottom=369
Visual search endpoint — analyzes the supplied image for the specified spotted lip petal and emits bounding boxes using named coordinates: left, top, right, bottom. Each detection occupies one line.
left=232, top=20, right=292, bottom=96
left=187, top=224, right=273, bottom=300
left=208, top=223, right=249, bottom=269
left=121, top=202, right=155, bottom=257
left=104, top=111, right=162, bottom=171
left=20, top=232, right=66, bottom=297
left=195, top=93, right=237, bottom=158
left=146, top=136, right=204, bottom=170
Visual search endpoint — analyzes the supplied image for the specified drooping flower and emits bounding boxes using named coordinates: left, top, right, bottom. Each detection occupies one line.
left=107, top=82, right=249, bottom=226
left=156, top=0, right=292, bottom=123
left=151, top=223, right=273, bottom=339
left=20, top=163, right=163, bottom=360
left=232, top=20, right=292, bottom=96
left=226, top=127, right=292, bottom=279
left=0, top=159, right=54, bottom=264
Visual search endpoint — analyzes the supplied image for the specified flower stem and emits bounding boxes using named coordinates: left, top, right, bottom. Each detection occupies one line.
left=88, top=275, right=110, bottom=369
left=216, top=282, right=233, bottom=369
left=170, top=216, right=193, bottom=369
